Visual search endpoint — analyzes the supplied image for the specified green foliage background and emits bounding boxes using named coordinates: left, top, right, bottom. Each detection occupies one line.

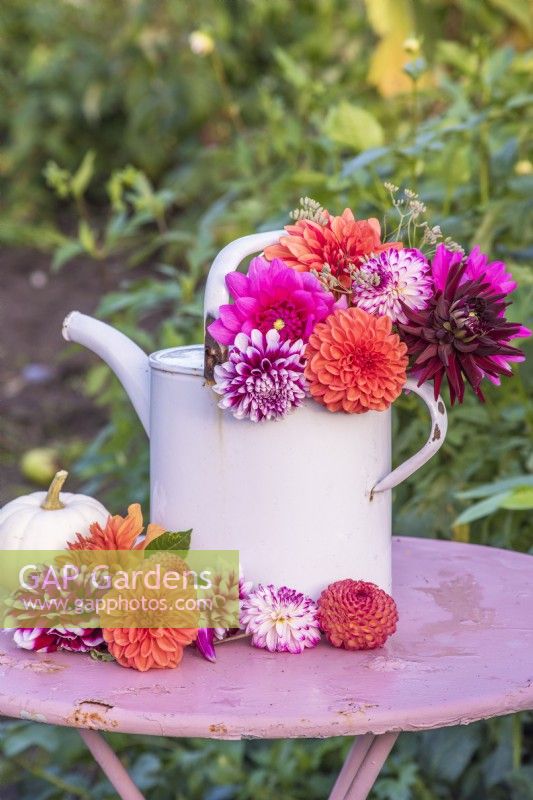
left=0, top=0, right=532, bottom=797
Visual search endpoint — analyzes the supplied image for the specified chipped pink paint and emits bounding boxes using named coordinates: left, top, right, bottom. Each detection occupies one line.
left=0, top=538, right=531, bottom=741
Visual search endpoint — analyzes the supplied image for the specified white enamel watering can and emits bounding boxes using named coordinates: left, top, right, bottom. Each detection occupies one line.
left=63, top=231, right=447, bottom=597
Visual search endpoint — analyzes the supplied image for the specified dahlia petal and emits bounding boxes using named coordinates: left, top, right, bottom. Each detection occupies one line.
left=218, top=305, right=242, bottom=333
left=234, top=297, right=259, bottom=318
left=208, top=318, right=236, bottom=346
left=225, top=270, right=249, bottom=298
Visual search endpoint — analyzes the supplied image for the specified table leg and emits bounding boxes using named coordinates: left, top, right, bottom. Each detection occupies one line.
left=327, top=732, right=399, bottom=800
left=78, top=729, right=146, bottom=800
left=328, top=734, right=375, bottom=800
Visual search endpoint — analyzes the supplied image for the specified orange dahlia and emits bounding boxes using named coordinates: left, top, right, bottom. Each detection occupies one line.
left=68, top=503, right=164, bottom=551
left=317, top=580, right=398, bottom=650
left=264, top=209, right=402, bottom=287
left=305, top=307, right=407, bottom=413
left=102, top=627, right=197, bottom=671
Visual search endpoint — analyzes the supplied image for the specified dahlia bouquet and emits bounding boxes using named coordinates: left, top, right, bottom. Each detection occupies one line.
left=209, top=191, right=530, bottom=419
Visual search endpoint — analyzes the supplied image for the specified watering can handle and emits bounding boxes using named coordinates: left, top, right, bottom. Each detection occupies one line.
left=371, top=379, right=448, bottom=495
left=204, top=230, right=286, bottom=321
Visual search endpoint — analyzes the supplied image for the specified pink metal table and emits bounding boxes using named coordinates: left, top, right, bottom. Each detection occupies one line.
left=1, top=537, right=532, bottom=800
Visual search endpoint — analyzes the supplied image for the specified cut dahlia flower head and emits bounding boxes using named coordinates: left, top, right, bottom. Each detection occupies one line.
left=398, top=260, right=528, bottom=404
left=207, top=256, right=337, bottom=346
left=264, top=208, right=401, bottom=291
left=213, top=329, right=307, bottom=422
left=240, top=584, right=321, bottom=654
left=351, top=248, right=433, bottom=323
left=317, top=580, right=398, bottom=651
left=13, top=627, right=105, bottom=654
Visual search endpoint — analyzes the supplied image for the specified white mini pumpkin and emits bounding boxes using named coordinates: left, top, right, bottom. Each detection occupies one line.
left=0, top=470, right=110, bottom=549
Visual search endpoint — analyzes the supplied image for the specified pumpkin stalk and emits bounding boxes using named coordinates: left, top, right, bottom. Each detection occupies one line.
left=41, top=470, right=68, bottom=511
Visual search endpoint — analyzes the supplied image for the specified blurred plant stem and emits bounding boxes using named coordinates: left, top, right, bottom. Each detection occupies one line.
left=11, top=755, right=92, bottom=798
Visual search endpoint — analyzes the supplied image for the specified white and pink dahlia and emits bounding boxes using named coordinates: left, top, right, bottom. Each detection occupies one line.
left=213, top=329, right=307, bottom=422
left=352, top=248, right=433, bottom=323
left=14, top=627, right=105, bottom=654
left=240, top=584, right=321, bottom=653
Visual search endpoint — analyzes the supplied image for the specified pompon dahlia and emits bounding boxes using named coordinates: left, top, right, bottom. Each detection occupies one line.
left=398, top=261, right=527, bottom=404
left=207, top=256, right=337, bottom=346
left=213, top=329, right=307, bottom=422
left=240, top=584, right=320, bottom=653
left=352, top=248, right=433, bottom=323
left=103, top=628, right=197, bottom=672
left=317, top=580, right=398, bottom=650
left=264, top=209, right=402, bottom=287
left=305, top=307, right=408, bottom=413
left=68, top=503, right=164, bottom=551
left=14, top=626, right=105, bottom=654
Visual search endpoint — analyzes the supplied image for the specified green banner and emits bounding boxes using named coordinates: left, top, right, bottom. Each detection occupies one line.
left=0, top=550, right=240, bottom=630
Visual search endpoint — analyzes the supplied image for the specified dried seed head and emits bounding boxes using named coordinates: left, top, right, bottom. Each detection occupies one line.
left=290, top=197, right=328, bottom=225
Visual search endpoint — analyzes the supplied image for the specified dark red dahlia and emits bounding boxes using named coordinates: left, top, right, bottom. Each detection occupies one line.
left=397, top=261, right=525, bottom=404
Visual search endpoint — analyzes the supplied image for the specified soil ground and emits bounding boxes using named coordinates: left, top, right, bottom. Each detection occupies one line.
left=0, top=248, right=108, bottom=505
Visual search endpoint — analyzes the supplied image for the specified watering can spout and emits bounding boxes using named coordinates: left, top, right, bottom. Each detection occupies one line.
left=62, top=311, right=151, bottom=435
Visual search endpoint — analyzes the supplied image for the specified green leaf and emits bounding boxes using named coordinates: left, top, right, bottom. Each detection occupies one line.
left=342, top=146, right=389, bottom=176
left=421, top=724, right=483, bottom=782
left=500, top=486, right=533, bottom=510
left=51, top=239, right=84, bottom=271
left=455, top=475, right=533, bottom=500
left=453, top=491, right=511, bottom=526
left=487, top=0, right=533, bottom=35
left=145, top=529, right=192, bottom=552
left=323, top=102, right=384, bottom=151
left=89, top=649, right=115, bottom=662
left=3, top=724, right=61, bottom=756
left=272, top=47, right=310, bottom=90
left=78, top=220, right=97, bottom=255
left=71, top=150, right=96, bottom=198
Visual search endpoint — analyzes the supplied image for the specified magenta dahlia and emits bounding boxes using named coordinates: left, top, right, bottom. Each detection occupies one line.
left=352, top=248, right=433, bottom=322
left=14, top=626, right=105, bottom=654
left=207, top=256, right=337, bottom=346
left=240, top=584, right=321, bottom=653
left=398, top=260, right=527, bottom=404
left=432, top=243, right=518, bottom=296
left=429, top=244, right=531, bottom=387
left=213, top=329, right=307, bottom=422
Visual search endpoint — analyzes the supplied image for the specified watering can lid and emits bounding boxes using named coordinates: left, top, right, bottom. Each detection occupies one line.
left=149, top=345, right=204, bottom=376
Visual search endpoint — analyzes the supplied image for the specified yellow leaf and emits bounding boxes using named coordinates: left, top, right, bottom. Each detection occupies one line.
left=368, top=35, right=412, bottom=96
left=364, top=0, right=413, bottom=37
left=364, top=0, right=432, bottom=97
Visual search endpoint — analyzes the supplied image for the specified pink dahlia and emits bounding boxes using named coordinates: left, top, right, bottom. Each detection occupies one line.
left=213, top=329, right=307, bottom=422
left=14, top=626, right=105, bottom=654
left=240, top=584, right=321, bottom=653
left=352, top=248, right=433, bottom=322
left=208, top=257, right=337, bottom=346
